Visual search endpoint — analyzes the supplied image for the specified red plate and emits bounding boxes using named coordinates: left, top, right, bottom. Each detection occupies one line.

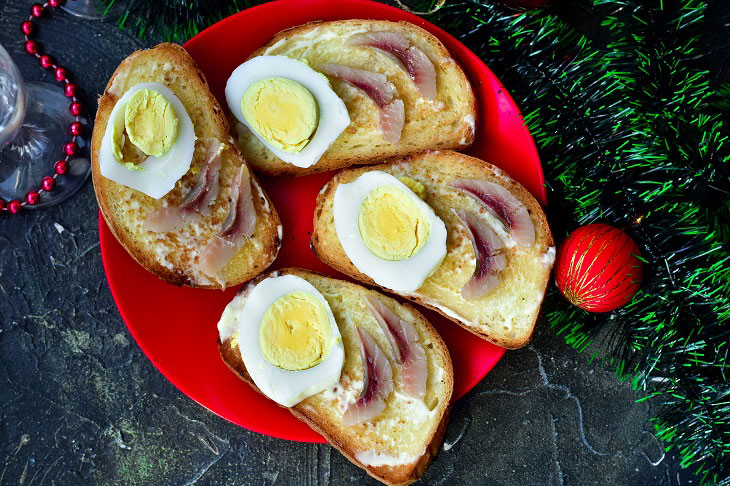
left=99, top=0, right=546, bottom=443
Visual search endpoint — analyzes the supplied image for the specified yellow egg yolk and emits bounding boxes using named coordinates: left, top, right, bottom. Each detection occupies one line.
left=358, top=185, right=431, bottom=261
left=123, top=89, right=179, bottom=157
left=259, top=291, right=333, bottom=371
left=241, top=78, right=318, bottom=153
left=397, top=176, right=426, bottom=199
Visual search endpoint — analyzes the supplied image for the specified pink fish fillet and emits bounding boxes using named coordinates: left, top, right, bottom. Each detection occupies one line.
left=454, top=208, right=507, bottom=301
left=451, top=179, right=535, bottom=247
left=144, top=138, right=223, bottom=233
left=199, top=165, right=257, bottom=279
left=342, top=327, right=394, bottom=425
left=318, top=63, right=404, bottom=143
left=363, top=295, right=427, bottom=399
left=348, top=31, right=437, bottom=100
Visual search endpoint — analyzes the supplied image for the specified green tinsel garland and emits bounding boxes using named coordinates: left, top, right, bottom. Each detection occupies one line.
left=108, top=0, right=730, bottom=483
left=424, top=1, right=730, bottom=482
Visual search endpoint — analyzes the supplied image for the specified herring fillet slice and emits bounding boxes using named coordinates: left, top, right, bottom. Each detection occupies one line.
left=451, top=179, right=535, bottom=247
left=342, top=327, right=394, bottom=425
left=363, top=295, right=428, bottom=398
left=199, top=165, right=257, bottom=280
left=454, top=208, right=507, bottom=300
left=318, top=63, right=405, bottom=143
left=348, top=31, right=437, bottom=100
left=144, top=138, right=224, bottom=233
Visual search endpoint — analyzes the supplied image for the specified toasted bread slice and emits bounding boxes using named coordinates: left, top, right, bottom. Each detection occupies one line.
left=92, top=43, right=281, bottom=288
left=232, top=20, right=476, bottom=176
left=218, top=268, right=453, bottom=486
left=311, top=151, right=555, bottom=349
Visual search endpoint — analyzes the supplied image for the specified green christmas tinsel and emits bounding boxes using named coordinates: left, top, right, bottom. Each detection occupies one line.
left=108, top=0, right=730, bottom=483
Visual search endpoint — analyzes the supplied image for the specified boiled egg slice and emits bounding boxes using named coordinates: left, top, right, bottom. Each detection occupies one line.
left=333, top=171, right=447, bottom=293
left=218, top=274, right=345, bottom=407
left=225, top=56, right=350, bottom=168
left=98, top=82, right=195, bottom=199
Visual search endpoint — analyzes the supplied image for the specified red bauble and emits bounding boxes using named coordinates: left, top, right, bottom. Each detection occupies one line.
left=554, top=224, right=643, bottom=313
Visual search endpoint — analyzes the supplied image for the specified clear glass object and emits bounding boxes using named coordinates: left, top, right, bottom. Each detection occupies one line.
left=0, top=43, right=89, bottom=208
left=62, top=0, right=127, bottom=20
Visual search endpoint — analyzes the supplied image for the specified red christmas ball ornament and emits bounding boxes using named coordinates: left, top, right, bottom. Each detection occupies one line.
left=554, top=224, right=643, bottom=313
left=49, top=0, right=66, bottom=7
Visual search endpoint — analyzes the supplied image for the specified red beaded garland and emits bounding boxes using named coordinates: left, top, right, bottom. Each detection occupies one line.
left=63, top=142, right=78, bottom=156
left=25, top=191, right=40, bottom=205
left=8, top=200, right=22, bottom=214
left=31, top=4, right=45, bottom=18
left=54, top=66, right=68, bottom=81
left=21, top=21, right=34, bottom=35
left=64, top=83, right=78, bottom=97
left=69, top=122, right=83, bottom=136
left=69, top=101, right=83, bottom=116
left=42, top=176, right=56, bottom=191
left=39, top=54, right=53, bottom=69
left=5, top=2, right=83, bottom=212
left=24, top=39, right=38, bottom=55
left=54, top=160, right=69, bottom=175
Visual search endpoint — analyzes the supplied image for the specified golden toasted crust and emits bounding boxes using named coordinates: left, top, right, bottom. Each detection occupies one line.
left=311, top=151, right=555, bottom=349
left=92, top=43, right=281, bottom=288
left=218, top=268, right=454, bottom=486
left=232, top=20, right=477, bottom=177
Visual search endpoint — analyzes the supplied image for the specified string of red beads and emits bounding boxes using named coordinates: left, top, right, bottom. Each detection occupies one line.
left=3, top=0, right=84, bottom=214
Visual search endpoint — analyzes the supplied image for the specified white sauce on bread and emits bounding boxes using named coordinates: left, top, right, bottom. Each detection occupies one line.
left=355, top=447, right=425, bottom=467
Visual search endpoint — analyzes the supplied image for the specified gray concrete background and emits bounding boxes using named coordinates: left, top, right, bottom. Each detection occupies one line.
left=0, top=1, right=697, bottom=484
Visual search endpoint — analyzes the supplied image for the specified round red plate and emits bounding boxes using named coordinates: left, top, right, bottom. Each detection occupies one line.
left=99, top=0, right=546, bottom=443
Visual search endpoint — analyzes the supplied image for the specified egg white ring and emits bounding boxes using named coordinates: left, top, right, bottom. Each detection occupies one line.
left=99, top=82, right=195, bottom=199
left=333, top=171, right=448, bottom=293
left=237, top=275, right=345, bottom=407
left=225, top=56, right=350, bottom=169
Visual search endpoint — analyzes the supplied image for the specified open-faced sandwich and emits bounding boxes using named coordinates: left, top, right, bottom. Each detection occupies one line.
left=92, top=43, right=281, bottom=288
left=224, top=20, right=477, bottom=176
left=312, top=150, right=555, bottom=349
left=218, top=268, right=453, bottom=486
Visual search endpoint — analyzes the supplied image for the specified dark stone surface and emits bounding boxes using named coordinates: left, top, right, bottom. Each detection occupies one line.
left=0, top=1, right=697, bottom=485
